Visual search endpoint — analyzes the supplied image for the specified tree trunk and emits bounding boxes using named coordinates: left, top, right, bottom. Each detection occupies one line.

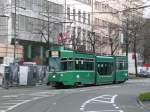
left=134, top=37, right=138, bottom=77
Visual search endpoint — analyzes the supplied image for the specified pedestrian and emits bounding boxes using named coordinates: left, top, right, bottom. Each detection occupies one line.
left=2, top=66, right=10, bottom=89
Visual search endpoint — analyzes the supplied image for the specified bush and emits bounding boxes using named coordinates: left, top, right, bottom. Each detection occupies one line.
left=139, top=92, right=150, bottom=102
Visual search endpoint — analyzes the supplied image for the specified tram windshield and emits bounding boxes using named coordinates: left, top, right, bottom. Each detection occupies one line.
left=49, top=58, right=60, bottom=72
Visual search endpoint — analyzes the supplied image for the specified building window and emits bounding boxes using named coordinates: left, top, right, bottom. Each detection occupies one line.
left=78, top=10, right=81, bottom=22
left=26, top=17, right=33, bottom=32
left=83, top=29, right=86, bottom=44
left=73, top=9, right=76, bottom=21
left=83, top=12, right=86, bottom=23
left=71, top=27, right=76, bottom=48
left=67, top=7, right=70, bottom=20
left=88, top=13, right=90, bottom=25
left=77, top=27, right=81, bottom=39
left=19, top=15, right=25, bottom=31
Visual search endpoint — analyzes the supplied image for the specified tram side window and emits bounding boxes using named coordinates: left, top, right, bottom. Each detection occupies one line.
left=61, top=61, right=74, bottom=71
left=119, top=62, right=123, bottom=70
left=124, top=62, right=128, bottom=70
left=117, top=61, right=128, bottom=70
left=61, top=61, right=67, bottom=71
left=75, top=60, right=94, bottom=70
left=86, top=62, right=94, bottom=70
left=68, top=61, right=74, bottom=70
left=75, top=60, right=80, bottom=70
left=97, top=62, right=113, bottom=75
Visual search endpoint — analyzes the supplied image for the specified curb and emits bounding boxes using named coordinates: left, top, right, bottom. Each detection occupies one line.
left=137, top=97, right=150, bottom=112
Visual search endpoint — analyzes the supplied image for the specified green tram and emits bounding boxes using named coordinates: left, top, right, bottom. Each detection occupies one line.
left=47, top=47, right=128, bottom=87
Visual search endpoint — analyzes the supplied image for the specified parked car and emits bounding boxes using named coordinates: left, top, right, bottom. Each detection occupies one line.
left=138, top=66, right=150, bottom=77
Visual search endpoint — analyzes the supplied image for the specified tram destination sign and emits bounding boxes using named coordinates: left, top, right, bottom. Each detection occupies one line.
left=51, top=51, right=59, bottom=58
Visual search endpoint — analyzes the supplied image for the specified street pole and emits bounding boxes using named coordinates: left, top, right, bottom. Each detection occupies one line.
left=134, top=36, right=138, bottom=77
left=64, top=0, right=66, bottom=33
left=91, top=0, right=97, bottom=85
left=47, top=1, right=50, bottom=65
left=14, top=0, right=17, bottom=62
left=59, top=0, right=67, bottom=47
left=108, top=23, right=113, bottom=55
left=125, top=18, right=129, bottom=57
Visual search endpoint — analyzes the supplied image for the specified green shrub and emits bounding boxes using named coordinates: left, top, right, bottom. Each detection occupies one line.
left=139, top=92, right=150, bottom=102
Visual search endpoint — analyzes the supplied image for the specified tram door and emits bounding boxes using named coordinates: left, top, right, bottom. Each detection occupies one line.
left=97, top=62, right=113, bottom=84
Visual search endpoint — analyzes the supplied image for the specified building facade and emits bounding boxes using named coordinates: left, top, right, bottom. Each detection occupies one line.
left=0, top=0, right=64, bottom=64
left=63, top=0, right=92, bottom=51
left=0, top=0, right=144, bottom=64
left=93, top=0, right=144, bottom=55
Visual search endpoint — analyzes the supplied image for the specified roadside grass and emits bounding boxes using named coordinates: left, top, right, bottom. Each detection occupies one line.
left=139, top=92, right=150, bottom=102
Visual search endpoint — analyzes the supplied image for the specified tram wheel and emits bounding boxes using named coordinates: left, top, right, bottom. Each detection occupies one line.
left=74, top=82, right=80, bottom=88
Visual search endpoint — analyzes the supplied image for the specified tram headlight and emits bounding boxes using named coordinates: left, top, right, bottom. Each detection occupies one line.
left=60, top=74, right=63, bottom=77
left=77, top=74, right=80, bottom=79
left=52, top=75, right=56, bottom=78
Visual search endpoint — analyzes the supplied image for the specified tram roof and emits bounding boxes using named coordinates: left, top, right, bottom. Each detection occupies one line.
left=96, top=56, right=114, bottom=62
left=60, top=49, right=94, bottom=58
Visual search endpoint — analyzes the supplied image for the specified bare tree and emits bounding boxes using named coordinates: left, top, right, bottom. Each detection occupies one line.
left=141, top=19, right=150, bottom=64
left=124, top=14, right=144, bottom=76
left=63, top=26, right=86, bottom=52
left=108, top=23, right=120, bottom=55
left=87, top=32, right=96, bottom=53
left=92, top=23, right=121, bottom=55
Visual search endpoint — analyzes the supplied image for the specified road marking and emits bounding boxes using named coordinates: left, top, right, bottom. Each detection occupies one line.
left=2, top=95, right=19, bottom=98
left=112, top=104, right=116, bottom=107
left=0, top=91, right=57, bottom=112
left=80, top=94, right=124, bottom=112
left=79, top=86, right=121, bottom=92
left=7, top=100, right=27, bottom=102
left=52, top=103, right=56, bottom=105
left=0, top=110, right=5, bottom=112
left=84, top=110, right=123, bottom=112
left=6, top=100, right=31, bottom=112
left=81, top=95, right=118, bottom=108
left=3, top=103, right=18, bottom=105
left=0, top=106, right=11, bottom=108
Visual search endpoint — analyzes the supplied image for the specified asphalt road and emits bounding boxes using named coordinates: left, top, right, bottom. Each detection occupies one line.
left=0, top=78, right=150, bottom=112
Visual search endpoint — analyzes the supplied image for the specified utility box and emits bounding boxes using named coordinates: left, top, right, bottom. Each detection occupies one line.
left=19, top=66, right=36, bottom=86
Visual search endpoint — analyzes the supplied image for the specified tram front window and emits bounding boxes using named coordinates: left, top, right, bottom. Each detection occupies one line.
left=49, top=58, right=60, bottom=72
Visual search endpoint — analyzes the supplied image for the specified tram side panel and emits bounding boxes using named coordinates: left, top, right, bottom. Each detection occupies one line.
left=95, top=56, right=114, bottom=85
left=115, top=56, right=128, bottom=83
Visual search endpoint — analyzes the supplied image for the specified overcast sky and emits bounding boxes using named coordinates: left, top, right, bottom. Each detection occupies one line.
left=144, top=0, right=150, bottom=18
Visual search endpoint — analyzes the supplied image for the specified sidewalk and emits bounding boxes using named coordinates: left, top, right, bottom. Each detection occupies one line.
left=142, top=101, right=150, bottom=111
left=137, top=98, right=150, bottom=111
left=0, top=84, right=51, bottom=91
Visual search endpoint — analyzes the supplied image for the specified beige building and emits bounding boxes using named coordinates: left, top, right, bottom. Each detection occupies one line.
left=93, top=0, right=144, bottom=55
left=0, top=0, right=144, bottom=64
left=0, top=0, right=64, bottom=64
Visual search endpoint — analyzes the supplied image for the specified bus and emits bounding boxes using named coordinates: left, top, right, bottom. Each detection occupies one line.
left=47, top=46, right=128, bottom=87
